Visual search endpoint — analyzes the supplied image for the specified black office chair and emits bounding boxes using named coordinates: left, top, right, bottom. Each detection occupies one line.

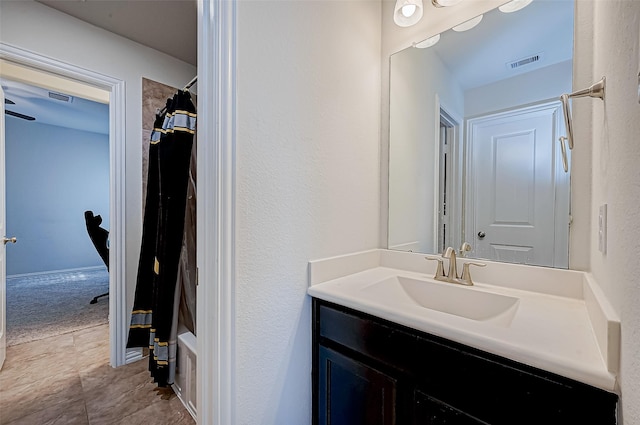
left=84, top=210, right=109, bottom=304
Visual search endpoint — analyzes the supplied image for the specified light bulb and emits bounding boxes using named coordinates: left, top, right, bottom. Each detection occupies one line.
left=401, top=4, right=417, bottom=17
left=394, top=0, right=423, bottom=27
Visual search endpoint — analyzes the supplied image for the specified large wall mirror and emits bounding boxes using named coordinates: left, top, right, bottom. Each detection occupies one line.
left=388, top=0, right=574, bottom=268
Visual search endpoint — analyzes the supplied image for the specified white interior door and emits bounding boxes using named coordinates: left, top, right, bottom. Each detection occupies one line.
left=0, top=86, right=7, bottom=369
left=468, top=102, right=564, bottom=267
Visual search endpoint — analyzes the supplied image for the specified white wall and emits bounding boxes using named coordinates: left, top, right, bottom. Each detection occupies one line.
left=235, top=0, right=381, bottom=423
left=5, top=117, right=109, bottom=275
left=580, top=0, right=640, bottom=421
left=0, top=1, right=196, bottom=322
left=389, top=46, right=464, bottom=252
left=465, top=60, right=573, bottom=118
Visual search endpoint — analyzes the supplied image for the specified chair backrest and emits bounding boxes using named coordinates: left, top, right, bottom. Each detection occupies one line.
left=84, top=210, right=109, bottom=269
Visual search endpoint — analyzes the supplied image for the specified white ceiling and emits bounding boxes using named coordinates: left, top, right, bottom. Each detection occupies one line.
left=36, top=0, right=197, bottom=66
left=425, top=0, right=574, bottom=90
left=3, top=78, right=109, bottom=134
left=2, top=0, right=196, bottom=135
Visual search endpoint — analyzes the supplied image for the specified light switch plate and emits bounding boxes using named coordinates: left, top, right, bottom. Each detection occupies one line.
left=599, top=204, right=607, bottom=254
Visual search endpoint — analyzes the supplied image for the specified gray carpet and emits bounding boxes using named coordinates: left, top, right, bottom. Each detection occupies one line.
left=6, top=268, right=109, bottom=346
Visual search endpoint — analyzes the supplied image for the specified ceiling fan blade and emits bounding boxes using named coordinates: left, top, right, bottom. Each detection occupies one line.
left=5, top=110, right=36, bottom=121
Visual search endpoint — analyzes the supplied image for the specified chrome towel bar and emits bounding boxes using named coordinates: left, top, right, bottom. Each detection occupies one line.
left=558, top=77, right=606, bottom=172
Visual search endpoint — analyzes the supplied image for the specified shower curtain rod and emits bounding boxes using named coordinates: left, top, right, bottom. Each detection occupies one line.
left=156, top=76, right=198, bottom=116
left=183, top=76, right=197, bottom=91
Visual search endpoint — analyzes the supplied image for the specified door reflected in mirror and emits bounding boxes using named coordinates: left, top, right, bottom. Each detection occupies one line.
left=388, top=0, right=574, bottom=268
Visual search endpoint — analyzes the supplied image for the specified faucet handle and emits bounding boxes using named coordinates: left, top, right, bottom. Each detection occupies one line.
left=460, top=262, right=486, bottom=286
left=425, top=255, right=446, bottom=278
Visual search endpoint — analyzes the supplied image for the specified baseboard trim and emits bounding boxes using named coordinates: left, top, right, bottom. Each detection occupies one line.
left=7, top=265, right=106, bottom=280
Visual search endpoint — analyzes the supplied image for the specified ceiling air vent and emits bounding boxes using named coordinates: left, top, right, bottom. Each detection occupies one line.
left=506, top=52, right=543, bottom=70
left=48, top=91, right=74, bottom=103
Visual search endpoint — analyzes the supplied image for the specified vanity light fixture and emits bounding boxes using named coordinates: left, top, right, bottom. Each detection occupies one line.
left=452, top=14, right=483, bottom=32
left=414, top=34, right=441, bottom=48
left=432, top=0, right=463, bottom=8
left=498, top=0, right=533, bottom=13
left=394, top=0, right=424, bottom=27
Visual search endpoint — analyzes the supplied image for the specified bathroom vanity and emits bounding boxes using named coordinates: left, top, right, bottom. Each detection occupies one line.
left=309, top=250, right=620, bottom=425
left=313, top=299, right=616, bottom=424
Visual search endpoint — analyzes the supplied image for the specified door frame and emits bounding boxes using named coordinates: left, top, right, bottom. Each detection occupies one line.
left=197, top=0, right=237, bottom=423
left=0, top=42, right=128, bottom=366
left=2, top=1, right=238, bottom=421
left=434, top=96, right=464, bottom=253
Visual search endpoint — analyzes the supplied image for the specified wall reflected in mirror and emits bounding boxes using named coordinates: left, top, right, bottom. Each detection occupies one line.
left=388, top=0, right=574, bottom=268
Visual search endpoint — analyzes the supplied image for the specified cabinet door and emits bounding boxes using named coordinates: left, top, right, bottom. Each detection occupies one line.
left=413, top=390, right=488, bottom=425
left=318, top=345, right=396, bottom=425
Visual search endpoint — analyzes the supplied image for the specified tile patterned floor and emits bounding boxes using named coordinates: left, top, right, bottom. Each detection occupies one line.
left=0, top=324, right=195, bottom=425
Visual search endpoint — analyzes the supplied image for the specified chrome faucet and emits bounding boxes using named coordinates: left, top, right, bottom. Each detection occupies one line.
left=442, top=247, right=459, bottom=281
left=426, top=246, right=486, bottom=286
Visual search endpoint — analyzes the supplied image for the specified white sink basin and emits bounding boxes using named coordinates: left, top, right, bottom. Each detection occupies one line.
left=360, top=276, right=520, bottom=327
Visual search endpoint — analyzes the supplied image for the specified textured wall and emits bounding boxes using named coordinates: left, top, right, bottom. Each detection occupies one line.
left=5, top=118, right=109, bottom=275
left=235, top=1, right=382, bottom=423
left=584, top=0, right=640, bottom=421
left=0, top=1, right=196, bottom=322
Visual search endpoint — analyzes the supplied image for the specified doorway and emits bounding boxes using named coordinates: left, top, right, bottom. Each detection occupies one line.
left=437, top=109, right=461, bottom=253
left=2, top=75, right=110, bottom=346
left=0, top=45, right=127, bottom=367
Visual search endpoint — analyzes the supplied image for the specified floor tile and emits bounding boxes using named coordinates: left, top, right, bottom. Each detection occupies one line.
left=0, top=348, right=79, bottom=389
left=3, top=333, right=75, bottom=366
left=0, top=324, right=194, bottom=425
left=0, top=375, right=84, bottom=424
left=115, top=395, right=195, bottom=425
left=3, top=397, right=89, bottom=425
left=85, top=382, right=163, bottom=425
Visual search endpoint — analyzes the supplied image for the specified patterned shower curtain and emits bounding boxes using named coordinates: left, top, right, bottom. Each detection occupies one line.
left=127, top=90, right=196, bottom=387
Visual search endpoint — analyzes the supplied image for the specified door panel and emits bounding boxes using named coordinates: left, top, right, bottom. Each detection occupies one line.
left=318, top=345, right=397, bottom=425
left=468, top=103, right=564, bottom=267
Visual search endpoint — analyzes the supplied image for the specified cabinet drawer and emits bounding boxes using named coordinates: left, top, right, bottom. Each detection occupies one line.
left=318, top=303, right=418, bottom=374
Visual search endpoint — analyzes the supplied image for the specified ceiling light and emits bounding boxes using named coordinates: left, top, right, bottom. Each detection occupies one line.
left=394, top=0, right=424, bottom=27
left=432, top=0, right=463, bottom=7
left=414, top=34, right=441, bottom=49
left=498, top=0, right=533, bottom=13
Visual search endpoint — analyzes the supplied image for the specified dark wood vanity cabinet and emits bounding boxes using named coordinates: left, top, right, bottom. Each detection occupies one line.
left=312, top=299, right=618, bottom=425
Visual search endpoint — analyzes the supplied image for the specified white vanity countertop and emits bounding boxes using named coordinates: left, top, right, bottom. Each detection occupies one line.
left=308, top=249, right=619, bottom=392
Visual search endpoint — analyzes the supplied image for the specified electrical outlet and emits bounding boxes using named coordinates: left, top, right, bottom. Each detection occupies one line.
left=598, top=204, right=607, bottom=254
